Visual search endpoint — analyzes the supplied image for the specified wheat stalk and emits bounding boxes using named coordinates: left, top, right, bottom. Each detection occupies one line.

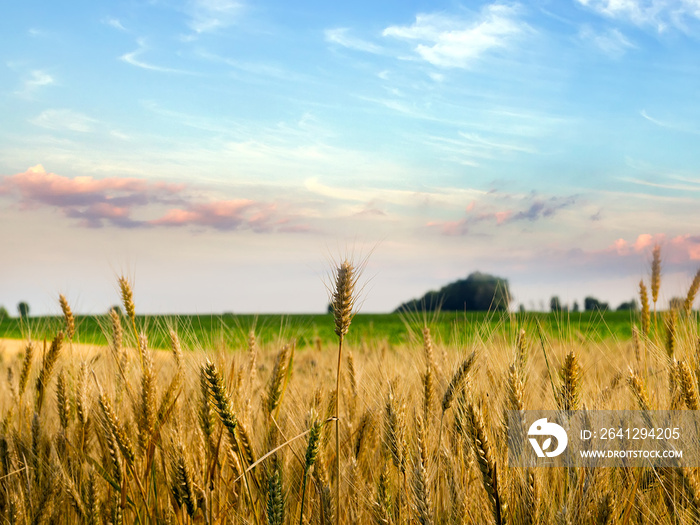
left=665, top=310, right=677, bottom=360
left=299, top=414, right=323, bottom=525
left=170, top=440, right=198, bottom=517
left=639, top=280, right=650, bottom=337
left=384, top=382, right=406, bottom=474
left=56, top=370, right=70, bottom=431
left=559, top=351, right=581, bottom=412
left=442, top=351, right=476, bottom=413
left=651, top=244, right=661, bottom=313
left=412, top=413, right=432, bottom=525
left=684, top=268, right=700, bottom=316
left=677, top=360, right=700, bottom=410
left=35, top=332, right=64, bottom=414
left=463, top=403, right=506, bottom=525
left=59, top=294, right=75, bottom=340
left=18, top=341, right=34, bottom=399
left=330, top=258, right=360, bottom=525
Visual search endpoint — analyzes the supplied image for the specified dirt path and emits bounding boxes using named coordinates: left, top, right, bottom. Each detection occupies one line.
left=0, top=337, right=107, bottom=360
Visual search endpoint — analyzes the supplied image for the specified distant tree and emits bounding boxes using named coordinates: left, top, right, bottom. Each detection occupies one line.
left=327, top=302, right=333, bottom=314
left=584, top=296, right=609, bottom=312
left=669, top=297, right=684, bottom=311
left=572, top=301, right=580, bottom=312
left=17, top=302, right=30, bottom=319
left=616, top=300, right=638, bottom=311
left=395, top=272, right=511, bottom=312
left=550, top=296, right=563, bottom=312
left=518, top=303, right=526, bottom=314
left=109, top=305, right=122, bottom=316
left=0, top=306, right=8, bottom=321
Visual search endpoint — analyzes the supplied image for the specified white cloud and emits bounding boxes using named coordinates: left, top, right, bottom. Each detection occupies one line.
left=640, top=109, right=699, bottom=133
left=579, top=25, right=635, bottom=57
left=30, top=109, right=97, bottom=133
left=120, top=40, right=195, bottom=74
left=304, top=177, right=486, bottom=209
left=104, top=18, right=127, bottom=31
left=187, top=0, right=243, bottom=34
left=382, top=4, right=528, bottom=68
left=15, top=70, right=55, bottom=96
left=576, top=0, right=700, bottom=32
left=324, top=28, right=384, bottom=53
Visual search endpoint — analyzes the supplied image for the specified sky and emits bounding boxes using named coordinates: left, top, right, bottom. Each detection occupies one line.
left=1, top=0, right=700, bottom=315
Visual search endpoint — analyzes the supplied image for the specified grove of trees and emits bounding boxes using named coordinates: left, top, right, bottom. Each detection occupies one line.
left=17, top=302, right=29, bottom=319
left=395, top=272, right=511, bottom=312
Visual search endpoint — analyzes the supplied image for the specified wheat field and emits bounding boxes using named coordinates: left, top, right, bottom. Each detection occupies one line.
left=1, top=256, right=700, bottom=524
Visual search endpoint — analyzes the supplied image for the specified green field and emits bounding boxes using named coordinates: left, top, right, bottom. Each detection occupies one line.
left=0, top=309, right=643, bottom=350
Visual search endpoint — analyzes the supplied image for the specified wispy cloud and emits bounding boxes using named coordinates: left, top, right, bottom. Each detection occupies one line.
left=621, top=176, right=700, bottom=192
left=422, top=130, right=536, bottom=167
left=324, top=28, right=384, bottom=53
left=426, top=193, right=578, bottom=235
left=0, top=165, right=308, bottom=232
left=610, top=233, right=700, bottom=262
left=576, top=0, right=700, bottom=32
left=15, top=70, right=55, bottom=96
left=194, top=50, right=308, bottom=82
left=578, top=25, right=635, bottom=57
left=151, top=200, right=287, bottom=232
left=30, top=109, right=97, bottom=133
left=120, top=39, right=195, bottom=74
left=640, top=109, right=699, bottom=134
left=382, top=4, right=528, bottom=68
left=186, top=0, right=244, bottom=34
left=304, top=177, right=486, bottom=209
left=0, top=165, right=183, bottom=208
left=104, top=17, right=127, bottom=31
left=458, top=132, right=535, bottom=154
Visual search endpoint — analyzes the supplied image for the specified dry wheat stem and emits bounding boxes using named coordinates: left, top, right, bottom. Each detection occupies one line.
left=651, top=244, right=661, bottom=312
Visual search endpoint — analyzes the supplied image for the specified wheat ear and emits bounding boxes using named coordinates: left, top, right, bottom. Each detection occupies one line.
left=35, top=332, right=63, bottom=413
left=678, top=360, right=700, bottom=410
left=299, top=414, right=323, bottom=525
left=639, top=280, right=650, bottom=337
left=684, top=268, right=700, bottom=316
left=412, top=413, right=432, bottom=525
left=330, top=259, right=358, bottom=525
left=464, top=403, right=506, bottom=525
left=18, top=341, right=34, bottom=398
left=171, top=440, right=198, bottom=517
left=559, top=351, right=581, bottom=412
left=59, top=294, right=75, bottom=340
left=651, top=244, right=661, bottom=313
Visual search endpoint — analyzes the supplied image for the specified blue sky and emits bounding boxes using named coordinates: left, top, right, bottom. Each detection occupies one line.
left=1, top=0, right=700, bottom=315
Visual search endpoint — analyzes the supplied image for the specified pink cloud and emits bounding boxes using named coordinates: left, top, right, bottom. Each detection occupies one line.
left=633, top=233, right=653, bottom=251
left=607, top=233, right=700, bottom=266
left=426, top=219, right=470, bottom=236
left=154, top=200, right=310, bottom=232
left=427, top=194, right=578, bottom=236
left=1, top=165, right=184, bottom=209
left=669, top=235, right=700, bottom=262
left=0, top=166, right=308, bottom=233
left=494, top=211, right=511, bottom=224
left=152, top=200, right=255, bottom=228
left=609, top=233, right=666, bottom=256
left=150, top=200, right=295, bottom=233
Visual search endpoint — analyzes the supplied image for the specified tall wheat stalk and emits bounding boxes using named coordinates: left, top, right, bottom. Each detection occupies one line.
left=651, top=244, right=661, bottom=317
left=329, top=259, right=359, bottom=525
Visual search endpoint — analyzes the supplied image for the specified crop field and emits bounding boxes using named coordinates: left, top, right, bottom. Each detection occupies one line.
left=0, top=309, right=636, bottom=350
left=1, top=258, right=700, bottom=524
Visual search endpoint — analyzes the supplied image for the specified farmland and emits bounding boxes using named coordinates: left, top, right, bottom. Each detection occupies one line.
left=0, top=264, right=699, bottom=524
left=0, top=309, right=638, bottom=350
